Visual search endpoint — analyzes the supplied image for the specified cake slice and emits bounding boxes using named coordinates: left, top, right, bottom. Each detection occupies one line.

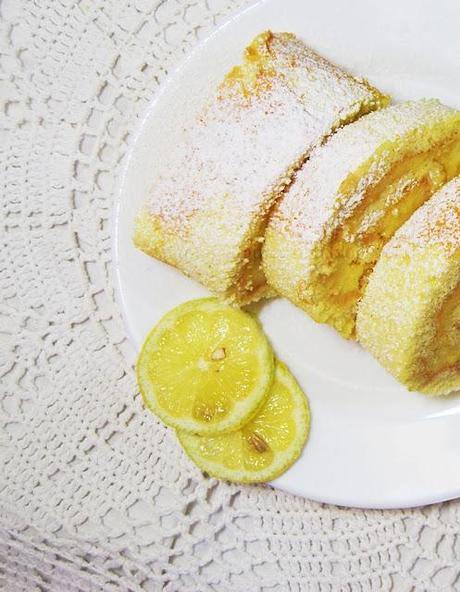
left=263, top=100, right=460, bottom=337
left=357, top=176, right=460, bottom=395
left=134, top=31, right=387, bottom=305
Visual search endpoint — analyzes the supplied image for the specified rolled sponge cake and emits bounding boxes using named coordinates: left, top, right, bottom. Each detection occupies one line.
left=263, top=100, right=460, bottom=338
left=357, top=176, right=460, bottom=396
left=133, top=31, right=387, bottom=305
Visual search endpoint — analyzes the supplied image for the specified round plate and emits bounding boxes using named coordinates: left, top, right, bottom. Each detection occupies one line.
left=113, top=0, right=460, bottom=509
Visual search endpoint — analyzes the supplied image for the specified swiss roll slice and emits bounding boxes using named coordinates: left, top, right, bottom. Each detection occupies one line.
left=357, top=177, right=460, bottom=395
left=134, top=31, right=387, bottom=305
left=263, top=100, right=460, bottom=337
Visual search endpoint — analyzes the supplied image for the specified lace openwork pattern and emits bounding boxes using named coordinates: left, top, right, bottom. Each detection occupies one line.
left=1, top=1, right=460, bottom=590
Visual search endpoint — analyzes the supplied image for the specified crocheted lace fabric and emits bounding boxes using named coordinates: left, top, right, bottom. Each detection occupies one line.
left=1, top=1, right=459, bottom=590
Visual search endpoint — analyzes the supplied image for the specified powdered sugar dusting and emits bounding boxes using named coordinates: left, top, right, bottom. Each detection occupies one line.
left=356, top=175, right=460, bottom=395
left=145, top=33, right=383, bottom=227
left=148, top=80, right=314, bottom=231
left=271, top=100, right=460, bottom=257
left=387, top=175, right=460, bottom=256
left=138, top=31, right=385, bottom=297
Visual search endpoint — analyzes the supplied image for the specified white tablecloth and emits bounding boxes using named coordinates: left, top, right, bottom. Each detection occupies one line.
left=1, top=1, right=459, bottom=590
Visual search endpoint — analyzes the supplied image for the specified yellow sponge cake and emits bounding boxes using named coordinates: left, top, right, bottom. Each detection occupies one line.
left=263, top=100, right=460, bottom=337
left=357, top=176, right=460, bottom=395
left=134, top=31, right=387, bottom=305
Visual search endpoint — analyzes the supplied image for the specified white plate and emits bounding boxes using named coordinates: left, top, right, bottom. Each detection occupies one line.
left=113, top=0, right=460, bottom=509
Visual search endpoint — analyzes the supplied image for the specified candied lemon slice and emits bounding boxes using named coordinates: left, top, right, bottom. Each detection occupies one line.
left=136, top=298, right=274, bottom=435
left=178, top=361, right=310, bottom=483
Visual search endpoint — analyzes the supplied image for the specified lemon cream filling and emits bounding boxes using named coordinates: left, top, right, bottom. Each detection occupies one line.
left=308, top=131, right=460, bottom=337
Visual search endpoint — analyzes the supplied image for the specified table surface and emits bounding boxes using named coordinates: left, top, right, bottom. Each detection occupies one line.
left=1, top=1, right=460, bottom=590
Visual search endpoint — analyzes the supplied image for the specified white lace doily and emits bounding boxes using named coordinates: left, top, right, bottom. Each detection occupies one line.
left=1, top=1, right=460, bottom=590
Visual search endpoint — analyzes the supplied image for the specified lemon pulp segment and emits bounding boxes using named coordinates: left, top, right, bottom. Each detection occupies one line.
left=136, top=298, right=274, bottom=434
left=178, top=360, right=310, bottom=483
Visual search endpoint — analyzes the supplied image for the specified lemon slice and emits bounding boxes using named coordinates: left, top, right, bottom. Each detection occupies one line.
left=178, top=361, right=310, bottom=483
left=136, top=298, right=274, bottom=435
